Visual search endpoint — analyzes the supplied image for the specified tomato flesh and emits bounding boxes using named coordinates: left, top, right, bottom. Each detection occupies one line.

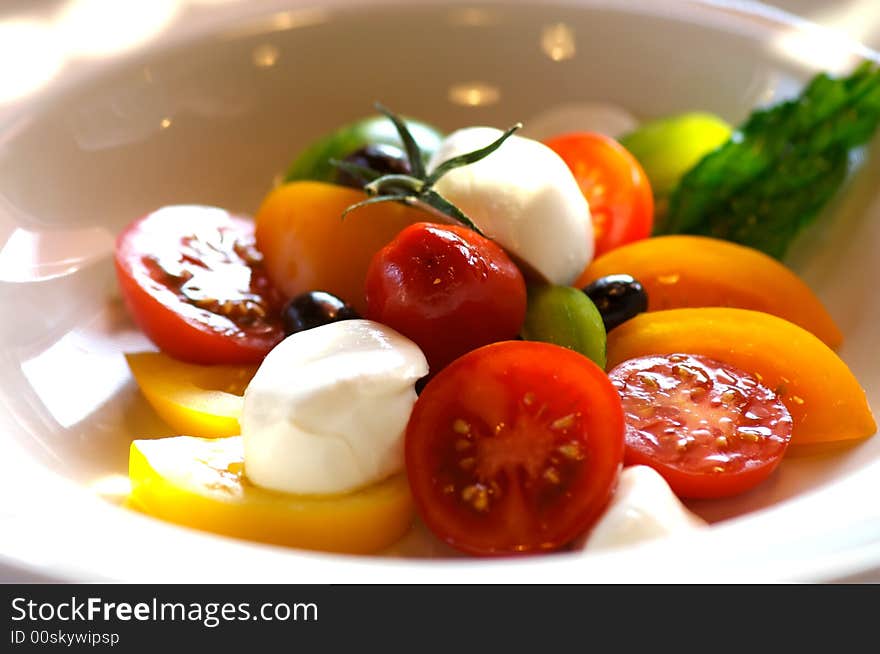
left=406, top=341, right=624, bottom=555
left=366, top=222, right=526, bottom=374
left=609, top=353, right=793, bottom=498
left=544, top=132, right=653, bottom=257
left=115, top=206, right=285, bottom=364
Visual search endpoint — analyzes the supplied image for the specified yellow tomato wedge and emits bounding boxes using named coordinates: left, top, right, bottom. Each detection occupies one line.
left=577, top=235, right=842, bottom=349
left=126, top=352, right=256, bottom=438
left=606, top=308, right=875, bottom=446
left=129, top=436, right=415, bottom=554
left=255, top=181, right=426, bottom=314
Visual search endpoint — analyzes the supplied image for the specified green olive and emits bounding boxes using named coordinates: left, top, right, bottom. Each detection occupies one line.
left=521, top=285, right=606, bottom=368
left=284, top=115, right=444, bottom=185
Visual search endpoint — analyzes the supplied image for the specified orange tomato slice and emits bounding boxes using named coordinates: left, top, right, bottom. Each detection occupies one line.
left=577, top=235, right=842, bottom=348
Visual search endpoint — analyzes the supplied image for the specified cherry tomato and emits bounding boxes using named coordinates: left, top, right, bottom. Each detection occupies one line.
left=406, top=341, right=625, bottom=555
left=609, top=353, right=793, bottom=499
left=115, top=206, right=285, bottom=365
left=544, top=132, right=653, bottom=257
left=365, top=222, right=526, bottom=374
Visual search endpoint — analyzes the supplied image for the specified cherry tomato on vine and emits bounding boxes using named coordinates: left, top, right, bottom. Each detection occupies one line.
left=406, top=341, right=625, bottom=555
left=545, top=132, right=653, bottom=257
left=365, top=222, right=526, bottom=373
left=609, top=353, right=793, bottom=499
left=115, top=206, right=285, bottom=365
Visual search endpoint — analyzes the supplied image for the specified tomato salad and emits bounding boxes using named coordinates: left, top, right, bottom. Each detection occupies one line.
left=120, top=67, right=878, bottom=556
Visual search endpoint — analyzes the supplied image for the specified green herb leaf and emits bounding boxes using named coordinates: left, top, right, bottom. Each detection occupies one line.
left=340, top=194, right=411, bottom=220
left=424, top=123, right=522, bottom=187
left=415, top=190, right=485, bottom=235
left=374, top=102, right=426, bottom=179
left=661, top=62, right=880, bottom=258
left=364, top=174, right=424, bottom=196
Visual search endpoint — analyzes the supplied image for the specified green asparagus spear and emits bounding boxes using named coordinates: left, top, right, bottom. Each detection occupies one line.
left=659, top=62, right=880, bottom=259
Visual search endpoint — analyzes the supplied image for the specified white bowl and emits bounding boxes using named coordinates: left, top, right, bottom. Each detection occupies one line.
left=1, top=0, right=879, bottom=582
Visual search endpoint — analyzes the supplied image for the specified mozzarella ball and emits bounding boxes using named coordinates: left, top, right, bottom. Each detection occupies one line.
left=428, top=127, right=593, bottom=285
left=241, top=319, right=428, bottom=495
left=583, top=466, right=706, bottom=550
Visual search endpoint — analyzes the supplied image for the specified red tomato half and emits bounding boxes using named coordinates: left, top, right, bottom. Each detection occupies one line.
left=365, top=222, right=526, bottom=374
left=545, top=132, right=653, bottom=258
left=406, top=341, right=625, bottom=555
left=609, top=353, right=793, bottom=499
left=115, top=206, right=285, bottom=364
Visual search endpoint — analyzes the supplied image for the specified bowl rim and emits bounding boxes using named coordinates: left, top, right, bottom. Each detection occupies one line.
left=1, top=0, right=879, bottom=583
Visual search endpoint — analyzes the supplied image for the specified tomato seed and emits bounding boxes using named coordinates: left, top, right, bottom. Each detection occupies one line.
left=550, top=414, right=576, bottom=431
left=673, top=364, right=693, bottom=381
left=543, top=467, right=561, bottom=484
left=558, top=443, right=583, bottom=460
left=247, top=301, right=267, bottom=318
left=472, top=493, right=489, bottom=512
left=452, top=419, right=470, bottom=434
left=637, top=373, right=659, bottom=389
left=690, top=387, right=707, bottom=402
left=737, top=427, right=764, bottom=442
left=461, top=485, right=489, bottom=512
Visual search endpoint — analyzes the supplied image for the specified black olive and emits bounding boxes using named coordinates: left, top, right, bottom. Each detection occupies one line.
left=281, top=291, right=360, bottom=336
left=415, top=376, right=429, bottom=395
left=583, top=274, right=648, bottom=331
left=335, top=143, right=412, bottom=189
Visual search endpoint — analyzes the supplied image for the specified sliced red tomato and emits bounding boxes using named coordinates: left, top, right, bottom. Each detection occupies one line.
left=609, top=353, right=793, bottom=499
left=544, top=132, right=653, bottom=257
left=115, top=206, right=285, bottom=365
left=406, top=341, right=625, bottom=555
